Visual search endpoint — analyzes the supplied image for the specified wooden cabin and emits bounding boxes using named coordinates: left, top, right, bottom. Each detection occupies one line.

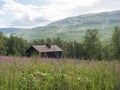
left=26, top=44, right=63, bottom=58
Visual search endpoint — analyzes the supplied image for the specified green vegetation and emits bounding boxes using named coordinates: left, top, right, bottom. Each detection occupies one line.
left=112, top=26, right=120, bottom=60
left=0, top=58, right=120, bottom=90
left=7, top=35, right=29, bottom=56
left=1, top=10, right=120, bottom=42
left=0, top=26, right=120, bottom=60
left=0, top=34, right=29, bottom=56
left=0, top=23, right=119, bottom=90
left=0, top=32, right=7, bottom=55
left=83, top=29, right=101, bottom=60
left=14, top=10, right=120, bottom=41
left=0, top=10, right=119, bottom=90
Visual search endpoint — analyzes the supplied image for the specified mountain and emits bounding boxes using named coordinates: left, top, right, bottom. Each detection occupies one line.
left=0, top=28, right=20, bottom=36
left=1, top=10, right=120, bottom=42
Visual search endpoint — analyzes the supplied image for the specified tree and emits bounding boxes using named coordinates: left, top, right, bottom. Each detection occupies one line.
left=46, top=38, right=52, bottom=44
left=101, top=44, right=114, bottom=60
left=65, top=41, right=74, bottom=58
left=7, top=35, right=29, bottom=56
left=53, top=37, right=63, bottom=47
left=83, top=29, right=102, bottom=60
left=32, top=39, right=45, bottom=45
left=0, top=32, right=7, bottom=55
left=72, top=41, right=83, bottom=59
left=112, top=26, right=120, bottom=60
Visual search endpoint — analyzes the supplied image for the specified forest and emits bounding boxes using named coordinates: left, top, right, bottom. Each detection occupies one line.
left=0, top=26, right=120, bottom=60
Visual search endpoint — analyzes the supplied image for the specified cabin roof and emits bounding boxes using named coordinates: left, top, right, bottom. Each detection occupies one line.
left=32, top=45, right=63, bottom=53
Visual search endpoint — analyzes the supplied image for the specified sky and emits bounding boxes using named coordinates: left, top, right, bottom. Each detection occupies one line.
left=0, top=0, right=120, bottom=28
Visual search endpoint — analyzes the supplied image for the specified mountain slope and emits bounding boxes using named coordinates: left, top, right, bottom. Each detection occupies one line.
left=1, top=10, right=120, bottom=42
left=0, top=28, right=20, bottom=36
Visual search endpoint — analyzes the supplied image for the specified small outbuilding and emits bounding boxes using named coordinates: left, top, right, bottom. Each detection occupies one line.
left=26, top=44, right=63, bottom=58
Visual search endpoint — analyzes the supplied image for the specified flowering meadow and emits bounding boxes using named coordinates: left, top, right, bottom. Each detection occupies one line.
left=0, top=57, right=120, bottom=90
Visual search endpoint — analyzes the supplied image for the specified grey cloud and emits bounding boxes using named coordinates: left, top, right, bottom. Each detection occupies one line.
left=96, top=0, right=120, bottom=10
left=70, top=0, right=120, bottom=17
left=1, top=0, right=120, bottom=28
left=11, top=15, right=49, bottom=28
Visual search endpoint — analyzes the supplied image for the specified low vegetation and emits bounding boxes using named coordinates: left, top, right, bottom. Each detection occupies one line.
left=0, top=58, right=120, bottom=90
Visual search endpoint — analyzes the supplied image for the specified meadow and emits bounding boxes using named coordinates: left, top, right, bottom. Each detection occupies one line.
left=0, top=57, right=120, bottom=90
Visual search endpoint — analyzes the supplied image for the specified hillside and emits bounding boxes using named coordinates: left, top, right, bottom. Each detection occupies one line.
left=0, top=28, right=20, bottom=36
left=1, top=10, right=120, bottom=42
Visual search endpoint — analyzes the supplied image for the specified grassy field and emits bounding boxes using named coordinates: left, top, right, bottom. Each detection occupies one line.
left=0, top=57, right=120, bottom=90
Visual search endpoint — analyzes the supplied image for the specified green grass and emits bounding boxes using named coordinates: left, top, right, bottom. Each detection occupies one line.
left=0, top=58, right=120, bottom=90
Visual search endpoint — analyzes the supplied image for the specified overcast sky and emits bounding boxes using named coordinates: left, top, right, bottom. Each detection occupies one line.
left=0, top=0, right=120, bottom=28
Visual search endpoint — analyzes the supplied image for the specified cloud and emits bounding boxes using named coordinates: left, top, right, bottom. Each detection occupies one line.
left=1, top=0, right=50, bottom=27
left=43, top=0, right=98, bottom=6
left=0, top=0, right=120, bottom=28
left=11, top=15, right=49, bottom=28
left=97, top=0, right=120, bottom=10
left=0, top=19, right=7, bottom=28
left=3, top=0, right=42, bottom=20
left=0, top=10, right=4, bottom=15
left=38, top=0, right=100, bottom=21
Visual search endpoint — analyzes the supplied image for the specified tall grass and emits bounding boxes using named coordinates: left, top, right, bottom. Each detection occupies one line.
left=0, top=57, right=120, bottom=90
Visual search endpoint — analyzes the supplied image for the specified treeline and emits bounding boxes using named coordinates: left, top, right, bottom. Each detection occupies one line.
left=0, top=26, right=120, bottom=60
left=0, top=33, right=29, bottom=56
